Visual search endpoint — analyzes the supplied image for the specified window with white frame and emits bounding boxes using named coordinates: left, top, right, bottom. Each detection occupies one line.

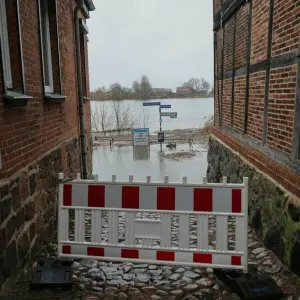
left=0, top=0, right=13, bottom=89
left=39, top=0, right=54, bottom=93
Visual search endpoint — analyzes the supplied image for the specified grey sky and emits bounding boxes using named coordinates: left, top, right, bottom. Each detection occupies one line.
left=87, top=0, right=213, bottom=92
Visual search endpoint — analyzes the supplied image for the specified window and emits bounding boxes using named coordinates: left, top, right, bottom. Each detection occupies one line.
left=79, top=19, right=89, bottom=99
left=0, top=0, right=13, bottom=89
left=39, top=0, right=54, bottom=93
left=80, top=33, right=87, bottom=97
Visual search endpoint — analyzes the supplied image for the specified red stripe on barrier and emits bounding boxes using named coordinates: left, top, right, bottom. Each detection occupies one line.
left=156, top=251, right=175, bottom=261
left=62, top=245, right=71, bottom=254
left=87, top=247, right=104, bottom=257
left=63, top=185, right=72, bottom=206
left=231, top=255, right=241, bottom=266
left=193, top=253, right=212, bottom=264
left=194, top=188, right=213, bottom=212
left=88, top=185, right=105, bottom=207
left=122, top=186, right=139, bottom=209
left=121, top=249, right=139, bottom=259
left=232, top=189, right=242, bottom=213
left=157, top=187, right=175, bottom=210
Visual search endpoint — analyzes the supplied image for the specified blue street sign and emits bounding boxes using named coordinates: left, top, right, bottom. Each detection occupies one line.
left=160, top=105, right=171, bottom=109
left=143, top=102, right=160, bottom=106
left=133, top=128, right=149, bottom=133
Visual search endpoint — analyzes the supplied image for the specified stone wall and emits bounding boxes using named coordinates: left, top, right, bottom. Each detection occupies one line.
left=207, top=136, right=300, bottom=274
left=0, top=135, right=92, bottom=287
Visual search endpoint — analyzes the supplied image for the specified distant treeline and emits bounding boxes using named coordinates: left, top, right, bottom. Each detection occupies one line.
left=91, top=76, right=213, bottom=101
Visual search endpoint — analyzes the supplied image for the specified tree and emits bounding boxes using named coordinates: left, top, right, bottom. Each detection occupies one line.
left=132, top=80, right=140, bottom=98
left=111, top=101, right=131, bottom=133
left=109, top=83, right=123, bottom=100
left=140, top=75, right=152, bottom=99
left=182, top=78, right=211, bottom=96
left=91, top=102, right=109, bottom=133
left=91, top=86, right=107, bottom=100
left=200, top=78, right=211, bottom=95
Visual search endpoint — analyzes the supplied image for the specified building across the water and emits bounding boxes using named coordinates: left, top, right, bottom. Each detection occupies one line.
left=0, top=0, right=94, bottom=286
left=152, top=88, right=173, bottom=98
left=212, top=0, right=300, bottom=273
left=176, top=87, right=196, bottom=97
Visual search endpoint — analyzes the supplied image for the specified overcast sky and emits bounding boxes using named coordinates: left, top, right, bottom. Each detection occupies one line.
left=87, top=0, right=213, bottom=92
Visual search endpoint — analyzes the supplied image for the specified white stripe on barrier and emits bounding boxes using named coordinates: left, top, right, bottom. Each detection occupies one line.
left=91, top=210, right=102, bottom=243
left=179, top=214, right=190, bottom=248
left=197, top=215, right=209, bottom=249
left=161, top=213, right=172, bottom=247
left=139, top=186, right=157, bottom=210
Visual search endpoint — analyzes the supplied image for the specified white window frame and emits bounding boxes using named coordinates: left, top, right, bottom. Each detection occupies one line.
left=0, top=0, right=13, bottom=89
left=39, top=0, right=54, bottom=93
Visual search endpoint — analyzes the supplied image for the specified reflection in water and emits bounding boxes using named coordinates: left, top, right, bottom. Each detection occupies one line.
left=133, top=146, right=150, bottom=161
left=93, top=143, right=208, bottom=183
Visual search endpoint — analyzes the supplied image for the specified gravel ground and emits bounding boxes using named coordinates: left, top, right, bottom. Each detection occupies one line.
left=1, top=212, right=300, bottom=300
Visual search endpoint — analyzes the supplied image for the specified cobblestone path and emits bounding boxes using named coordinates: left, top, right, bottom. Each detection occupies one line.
left=1, top=227, right=300, bottom=300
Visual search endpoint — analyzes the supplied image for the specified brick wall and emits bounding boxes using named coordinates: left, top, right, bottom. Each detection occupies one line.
left=223, top=18, right=234, bottom=72
left=233, top=75, right=246, bottom=132
left=267, top=66, right=296, bottom=154
left=251, top=0, right=269, bottom=64
left=0, top=0, right=93, bottom=287
left=222, top=78, right=232, bottom=127
left=213, top=0, right=300, bottom=198
left=248, top=72, right=265, bottom=141
left=235, top=3, right=249, bottom=68
left=272, top=0, right=300, bottom=57
left=0, top=0, right=92, bottom=179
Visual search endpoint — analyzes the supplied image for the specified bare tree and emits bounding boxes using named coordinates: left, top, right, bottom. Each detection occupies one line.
left=91, top=102, right=109, bottom=134
left=141, top=107, right=149, bottom=128
left=111, top=101, right=133, bottom=134
left=91, top=105, right=101, bottom=132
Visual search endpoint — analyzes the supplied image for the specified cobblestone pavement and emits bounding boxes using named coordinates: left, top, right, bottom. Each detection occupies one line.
left=1, top=228, right=300, bottom=300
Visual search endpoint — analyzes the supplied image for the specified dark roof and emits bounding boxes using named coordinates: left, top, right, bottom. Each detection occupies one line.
left=176, top=87, right=194, bottom=93
left=85, top=0, right=95, bottom=11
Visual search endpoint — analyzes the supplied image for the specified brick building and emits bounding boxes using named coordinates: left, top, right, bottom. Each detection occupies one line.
left=211, top=0, right=300, bottom=272
left=0, top=0, right=94, bottom=285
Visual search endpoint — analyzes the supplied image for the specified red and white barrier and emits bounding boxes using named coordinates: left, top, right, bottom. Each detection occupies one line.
left=58, top=174, right=248, bottom=272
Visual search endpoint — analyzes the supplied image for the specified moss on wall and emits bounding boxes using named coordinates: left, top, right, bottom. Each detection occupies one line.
left=207, top=136, right=300, bottom=273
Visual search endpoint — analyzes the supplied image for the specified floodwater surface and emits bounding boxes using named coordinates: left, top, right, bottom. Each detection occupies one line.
left=92, top=98, right=213, bottom=182
left=93, top=143, right=208, bottom=182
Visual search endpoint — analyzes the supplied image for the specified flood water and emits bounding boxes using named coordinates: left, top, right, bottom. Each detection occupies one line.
left=92, top=98, right=214, bottom=182
left=91, top=98, right=214, bottom=133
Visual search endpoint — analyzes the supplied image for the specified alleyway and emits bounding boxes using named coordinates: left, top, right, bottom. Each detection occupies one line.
left=1, top=228, right=299, bottom=300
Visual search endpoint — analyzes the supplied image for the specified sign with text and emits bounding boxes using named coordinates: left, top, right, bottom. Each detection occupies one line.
left=161, top=112, right=178, bottom=118
left=160, top=104, right=171, bottom=108
left=143, top=102, right=160, bottom=106
left=158, top=132, right=165, bottom=143
left=132, top=128, right=150, bottom=146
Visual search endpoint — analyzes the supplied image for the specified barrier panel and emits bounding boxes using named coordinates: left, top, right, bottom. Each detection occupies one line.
left=58, top=174, right=248, bottom=272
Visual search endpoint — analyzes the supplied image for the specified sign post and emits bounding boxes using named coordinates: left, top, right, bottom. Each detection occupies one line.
left=132, top=128, right=150, bottom=146
left=143, top=101, right=176, bottom=152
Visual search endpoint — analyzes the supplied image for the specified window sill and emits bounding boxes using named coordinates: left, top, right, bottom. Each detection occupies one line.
left=44, top=93, right=66, bottom=103
left=83, top=97, right=90, bottom=102
left=3, top=91, right=32, bottom=108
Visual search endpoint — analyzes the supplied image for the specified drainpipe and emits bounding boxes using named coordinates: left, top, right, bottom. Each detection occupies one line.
left=74, top=2, right=88, bottom=179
